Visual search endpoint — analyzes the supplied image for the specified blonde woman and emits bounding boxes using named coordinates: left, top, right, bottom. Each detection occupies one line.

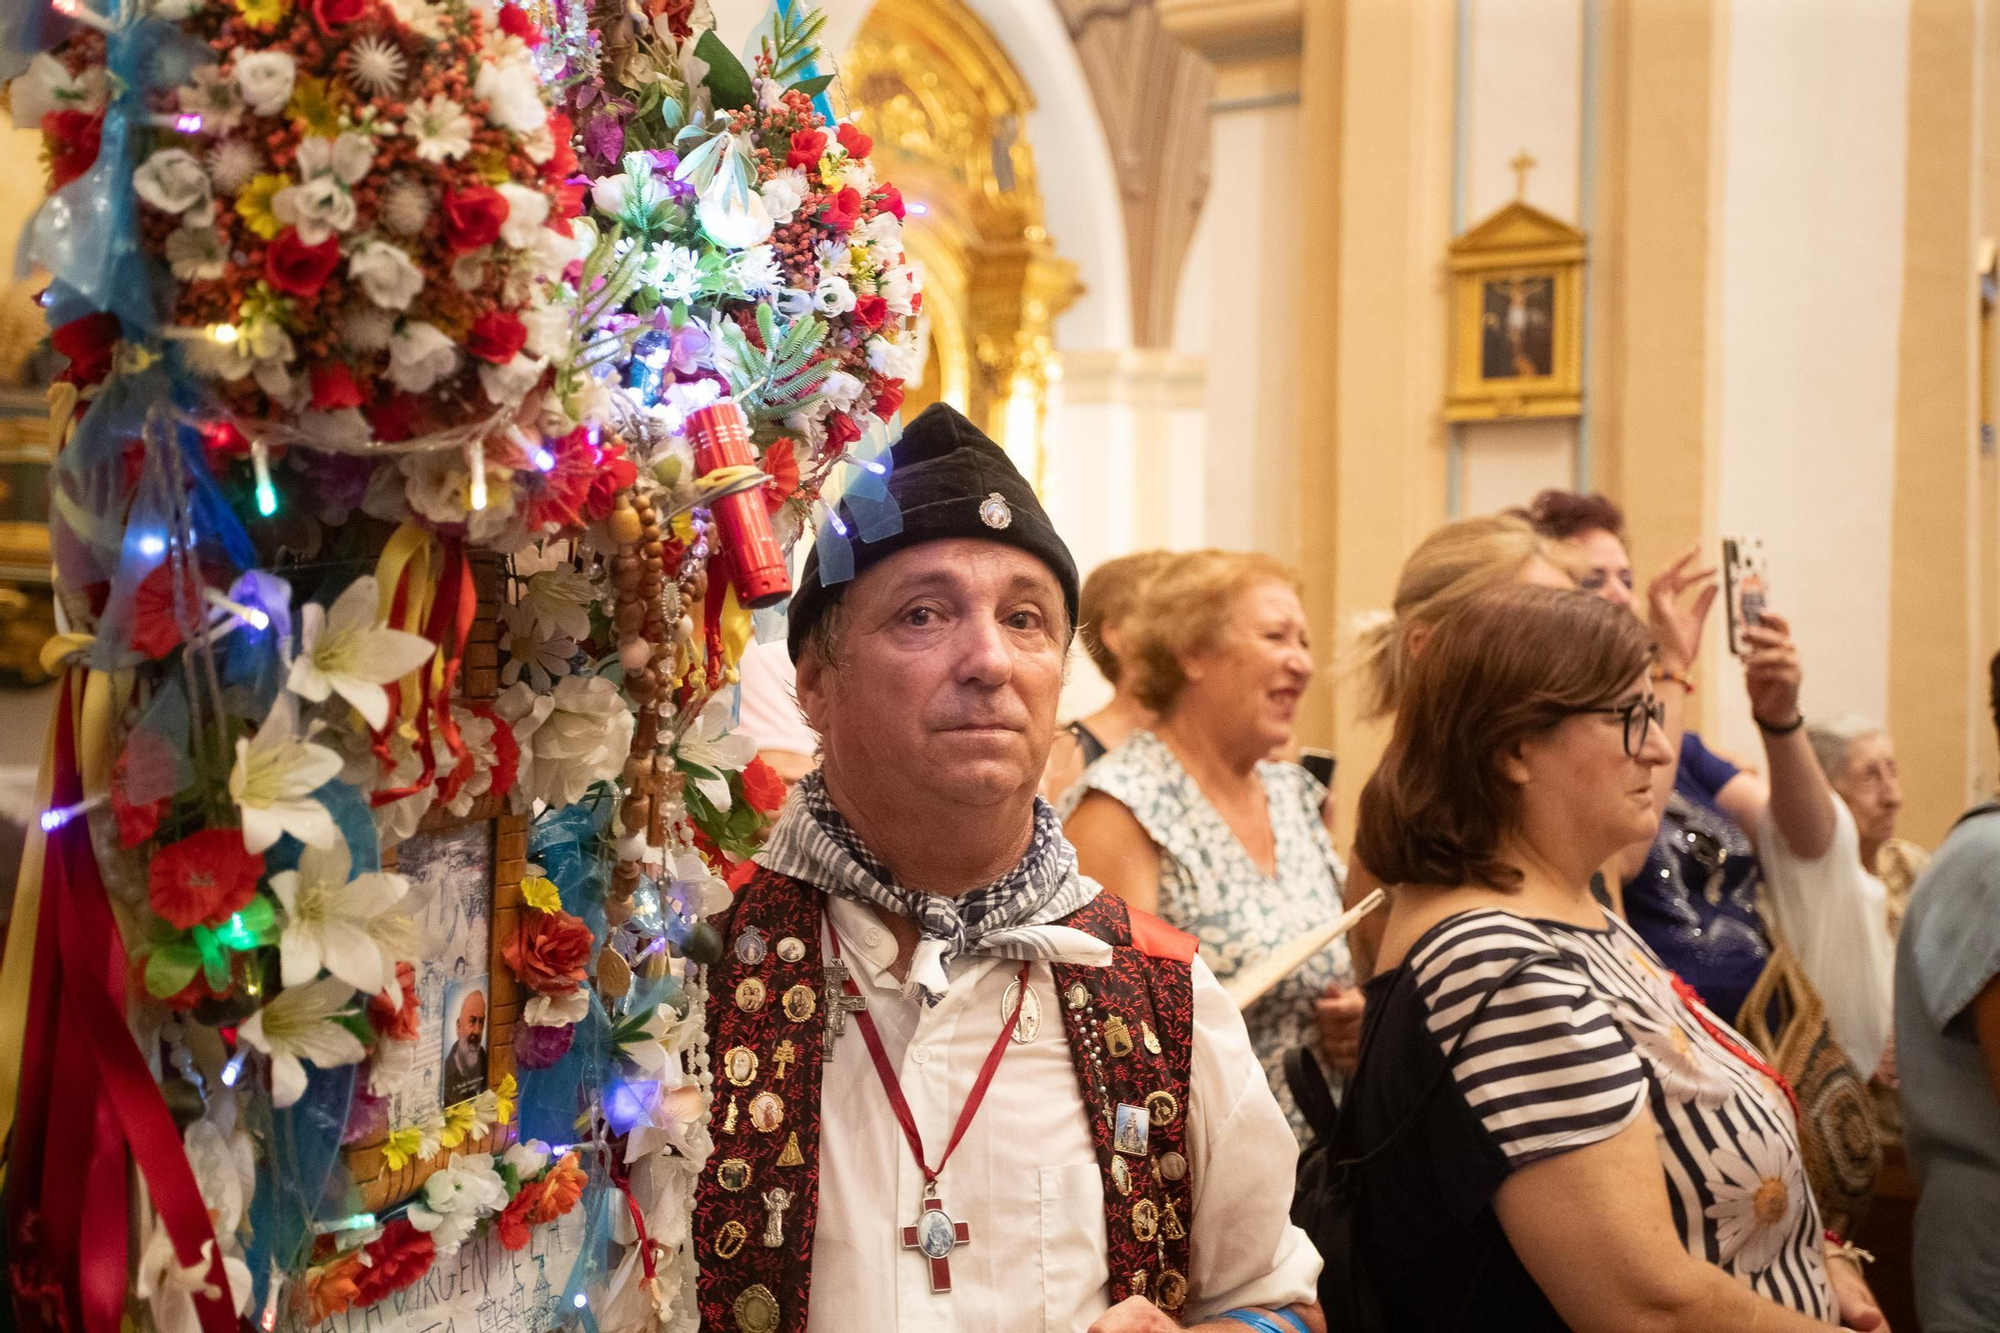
left=1065, top=550, right=1353, bottom=1129
left=1039, top=550, right=1173, bottom=804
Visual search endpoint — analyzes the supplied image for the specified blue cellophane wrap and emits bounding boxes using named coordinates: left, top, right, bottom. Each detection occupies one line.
left=243, top=1062, right=359, bottom=1312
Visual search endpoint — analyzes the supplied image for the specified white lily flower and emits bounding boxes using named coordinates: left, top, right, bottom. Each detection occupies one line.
left=134, top=1216, right=251, bottom=1333
left=668, top=848, right=731, bottom=917
left=237, top=976, right=366, bottom=1107
left=673, top=694, right=756, bottom=811
left=229, top=694, right=343, bottom=853
left=287, top=576, right=436, bottom=730
left=269, top=839, right=415, bottom=994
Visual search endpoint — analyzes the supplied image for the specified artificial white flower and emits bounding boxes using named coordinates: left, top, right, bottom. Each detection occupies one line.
left=154, top=0, right=205, bottom=18
left=479, top=353, right=547, bottom=406
left=514, top=567, right=597, bottom=642
left=615, top=1004, right=687, bottom=1087
left=346, top=239, right=425, bottom=311
left=177, top=64, right=242, bottom=133
left=134, top=149, right=215, bottom=224
left=696, top=188, right=773, bottom=249
left=591, top=170, right=667, bottom=221
left=729, top=244, right=784, bottom=296
left=380, top=177, right=433, bottom=235
left=496, top=675, right=635, bottom=809
left=503, top=1139, right=552, bottom=1179
left=438, top=705, right=501, bottom=819
left=1704, top=1123, right=1806, bottom=1274
left=288, top=575, right=435, bottom=729
left=813, top=274, right=857, bottom=317
left=134, top=1216, right=252, bottom=1333
left=345, top=35, right=408, bottom=97
left=269, top=839, right=415, bottom=994
left=666, top=846, right=731, bottom=918
left=520, top=301, right=572, bottom=362
left=272, top=133, right=374, bottom=244
left=256, top=360, right=305, bottom=411
left=340, top=306, right=396, bottom=354
left=495, top=182, right=551, bottom=248
left=451, top=253, right=487, bottom=291
left=879, top=264, right=919, bottom=318
left=816, top=239, right=852, bottom=277
left=183, top=1092, right=256, bottom=1239
left=819, top=368, right=865, bottom=413
left=298, top=409, right=372, bottom=450
left=205, top=139, right=261, bottom=194
left=523, top=988, right=590, bottom=1028
left=232, top=50, right=297, bottom=118
left=238, top=976, right=367, bottom=1107
left=867, top=333, right=922, bottom=380
left=645, top=243, right=705, bottom=304
left=229, top=693, right=343, bottom=853
left=368, top=1035, right=418, bottom=1097
left=366, top=729, right=436, bottom=850
left=858, top=209, right=902, bottom=254
left=387, top=321, right=460, bottom=392
left=672, top=693, right=756, bottom=812
left=382, top=0, right=445, bottom=37
left=10, top=54, right=104, bottom=128
left=165, top=226, right=226, bottom=281
left=403, top=95, right=474, bottom=163
left=472, top=57, right=547, bottom=133
left=407, top=1152, right=509, bottom=1254
left=760, top=167, right=808, bottom=225
left=400, top=452, right=521, bottom=545
left=501, top=624, right=575, bottom=692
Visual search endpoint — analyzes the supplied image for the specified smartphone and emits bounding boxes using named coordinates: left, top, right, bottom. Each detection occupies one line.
left=1723, top=536, right=1769, bottom=656
left=1299, top=748, right=1337, bottom=789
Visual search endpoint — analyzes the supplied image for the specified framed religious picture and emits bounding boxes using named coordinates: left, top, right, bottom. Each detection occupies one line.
left=1445, top=198, right=1586, bottom=421
left=0, top=389, right=57, bottom=685
left=341, top=559, right=534, bottom=1213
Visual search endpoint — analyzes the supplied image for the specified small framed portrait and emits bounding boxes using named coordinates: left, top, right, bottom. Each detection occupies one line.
left=440, top=976, right=492, bottom=1107
left=1113, top=1103, right=1150, bottom=1157
left=1446, top=199, right=1585, bottom=421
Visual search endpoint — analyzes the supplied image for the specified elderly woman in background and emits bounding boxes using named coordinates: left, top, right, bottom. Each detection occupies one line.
left=1810, top=716, right=1930, bottom=937
left=1338, top=584, right=1881, bottom=1331
left=1039, top=549, right=1172, bottom=804
left=1065, top=550, right=1355, bottom=1125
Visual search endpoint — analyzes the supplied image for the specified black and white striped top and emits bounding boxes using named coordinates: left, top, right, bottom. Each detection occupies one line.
left=1405, top=907, right=1832, bottom=1318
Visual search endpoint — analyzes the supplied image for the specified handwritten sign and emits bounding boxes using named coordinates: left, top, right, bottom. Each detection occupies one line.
left=309, top=1210, right=585, bottom=1333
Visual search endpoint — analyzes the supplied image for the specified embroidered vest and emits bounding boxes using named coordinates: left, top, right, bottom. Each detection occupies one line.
left=691, top=868, right=1197, bottom=1332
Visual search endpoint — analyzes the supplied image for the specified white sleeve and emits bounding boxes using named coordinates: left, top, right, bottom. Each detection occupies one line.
left=1756, top=798, right=1894, bottom=1076
left=1183, top=953, right=1322, bottom=1320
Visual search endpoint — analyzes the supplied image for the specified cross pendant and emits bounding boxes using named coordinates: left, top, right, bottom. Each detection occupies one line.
left=823, top=959, right=868, bottom=1054
left=900, top=1189, right=971, bottom=1294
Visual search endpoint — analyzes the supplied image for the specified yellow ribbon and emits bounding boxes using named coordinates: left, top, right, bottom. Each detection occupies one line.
left=372, top=522, right=439, bottom=729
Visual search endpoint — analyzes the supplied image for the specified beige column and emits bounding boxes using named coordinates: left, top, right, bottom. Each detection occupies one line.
left=1890, top=0, right=1988, bottom=844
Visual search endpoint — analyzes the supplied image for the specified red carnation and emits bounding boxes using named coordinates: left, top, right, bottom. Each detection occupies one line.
left=465, top=311, right=528, bottom=364
left=472, top=702, right=520, bottom=800
left=50, top=311, right=120, bottom=388
left=131, top=560, right=209, bottom=659
left=543, top=112, right=578, bottom=177
left=44, top=109, right=102, bottom=189
left=741, top=757, right=787, bottom=815
left=821, top=187, right=863, bottom=233
left=547, top=179, right=586, bottom=237
left=824, top=411, right=861, bottom=450
left=786, top=129, right=827, bottom=171
left=351, top=1222, right=434, bottom=1305
left=837, top=123, right=873, bottom=161
left=583, top=439, right=638, bottom=521
left=265, top=228, right=342, bottom=297
left=368, top=960, right=421, bottom=1041
left=149, top=829, right=262, bottom=931
left=497, top=2, right=545, bottom=45
left=310, top=362, right=365, bottom=410
left=875, top=183, right=907, bottom=221
left=441, top=185, right=509, bottom=255
left=495, top=1179, right=543, bottom=1251
left=870, top=379, right=905, bottom=421
left=310, top=0, right=366, bottom=27
left=853, top=293, right=888, bottom=330
left=502, top=907, right=594, bottom=996
left=760, top=437, right=799, bottom=514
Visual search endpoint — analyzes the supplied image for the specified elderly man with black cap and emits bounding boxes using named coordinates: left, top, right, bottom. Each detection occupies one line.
left=690, top=404, right=1322, bottom=1333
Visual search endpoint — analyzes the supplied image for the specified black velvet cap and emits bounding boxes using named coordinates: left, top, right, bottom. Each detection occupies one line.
left=786, top=403, right=1080, bottom=661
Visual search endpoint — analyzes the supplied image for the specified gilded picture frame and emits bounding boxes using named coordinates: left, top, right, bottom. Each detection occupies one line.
left=0, top=389, right=57, bottom=684
left=1446, top=200, right=1586, bottom=422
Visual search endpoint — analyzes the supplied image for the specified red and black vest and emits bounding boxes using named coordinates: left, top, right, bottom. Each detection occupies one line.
left=690, top=868, right=1198, bottom=1332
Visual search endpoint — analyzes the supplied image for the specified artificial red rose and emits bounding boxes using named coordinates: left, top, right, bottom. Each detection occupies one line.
left=740, top=756, right=786, bottom=815
left=497, top=2, right=545, bottom=45
left=870, top=378, right=905, bottom=422
left=131, top=560, right=210, bottom=659
left=837, top=123, right=873, bottom=161
left=543, top=112, right=578, bottom=177
left=502, top=907, right=594, bottom=996
left=582, top=438, right=638, bottom=521
left=310, top=361, right=365, bottom=410
left=44, top=109, right=102, bottom=189
left=367, top=960, right=421, bottom=1041
left=465, top=311, right=528, bottom=364
left=310, top=0, right=366, bottom=27
left=265, top=228, right=342, bottom=297
left=546, top=179, right=586, bottom=237
left=529, top=1153, right=586, bottom=1223
left=351, top=1221, right=434, bottom=1305
left=441, top=184, right=509, bottom=255
left=874, top=183, right=907, bottom=221
left=494, top=1178, right=543, bottom=1251
left=149, top=828, right=263, bottom=930
left=50, top=311, right=120, bottom=387
left=824, top=411, right=861, bottom=450
left=760, top=437, right=799, bottom=514
left=367, top=391, right=421, bottom=443
left=852, top=294, right=888, bottom=331
left=820, top=186, right=862, bottom=233
left=725, top=856, right=759, bottom=893
left=786, top=129, right=827, bottom=171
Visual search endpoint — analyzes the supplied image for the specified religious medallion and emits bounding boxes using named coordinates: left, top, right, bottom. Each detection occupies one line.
left=777, top=935, right=807, bottom=963
left=1161, top=1198, right=1186, bottom=1240
left=735, top=977, right=767, bottom=1013
left=778, top=1132, right=805, bottom=1167
left=1065, top=982, right=1089, bottom=1011
left=1132, top=1198, right=1159, bottom=1243
left=1003, top=977, right=1041, bottom=1043
left=782, top=983, right=818, bottom=1023
left=1157, top=1269, right=1188, bottom=1311
left=733, top=1282, right=780, bottom=1333
left=1130, top=1271, right=1149, bottom=1299
left=772, top=1038, right=797, bottom=1081
left=748, top=1090, right=786, bottom=1133
left=1158, top=1151, right=1188, bottom=1182
left=1103, top=1016, right=1134, bottom=1059
left=900, top=1181, right=972, bottom=1293
left=1145, top=1090, right=1180, bottom=1126
left=1141, top=1021, right=1161, bottom=1055
left=761, top=1187, right=793, bottom=1247
left=978, top=492, right=1013, bottom=529
left=723, top=1045, right=760, bottom=1087
left=722, top=1097, right=740, bottom=1134
left=714, top=1221, right=749, bottom=1261
left=1110, top=1155, right=1131, bottom=1196
left=1113, top=1103, right=1151, bottom=1156
left=734, top=927, right=769, bottom=966
left=716, top=1158, right=753, bottom=1193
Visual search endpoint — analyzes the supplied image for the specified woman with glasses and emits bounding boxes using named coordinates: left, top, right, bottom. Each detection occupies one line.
left=1338, top=584, right=1884, bottom=1331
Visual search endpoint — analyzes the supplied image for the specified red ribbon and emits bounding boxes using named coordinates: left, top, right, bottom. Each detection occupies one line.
left=8, top=677, right=235, bottom=1333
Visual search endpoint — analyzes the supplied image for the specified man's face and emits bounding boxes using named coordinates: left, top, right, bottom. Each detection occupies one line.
left=457, top=991, right=486, bottom=1043
left=797, top=540, right=1068, bottom=811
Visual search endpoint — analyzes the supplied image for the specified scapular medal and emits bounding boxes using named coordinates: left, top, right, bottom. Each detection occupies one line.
left=900, top=1179, right=972, bottom=1293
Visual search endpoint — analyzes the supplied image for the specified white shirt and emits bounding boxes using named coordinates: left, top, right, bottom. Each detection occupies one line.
left=807, top=895, right=1322, bottom=1333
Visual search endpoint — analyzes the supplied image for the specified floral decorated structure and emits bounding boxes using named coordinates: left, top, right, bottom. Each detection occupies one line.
left=0, top=1, right=919, bottom=1330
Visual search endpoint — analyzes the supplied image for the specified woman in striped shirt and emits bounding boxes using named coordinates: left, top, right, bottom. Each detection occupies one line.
left=1338, top=584, right=1883, bottom=1330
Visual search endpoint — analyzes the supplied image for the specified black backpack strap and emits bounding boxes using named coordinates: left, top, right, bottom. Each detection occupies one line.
left=1285, top=1045, right=1341, bottom=1141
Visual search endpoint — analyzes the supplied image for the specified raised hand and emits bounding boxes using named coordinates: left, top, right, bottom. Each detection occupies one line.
left=1743, top=610, right=1803, bottom=727
left=1646, top=542, right=1719, bottom=675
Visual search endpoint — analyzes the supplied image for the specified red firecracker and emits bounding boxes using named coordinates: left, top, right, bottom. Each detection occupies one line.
left=686, top=402, right=792, bottom=609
